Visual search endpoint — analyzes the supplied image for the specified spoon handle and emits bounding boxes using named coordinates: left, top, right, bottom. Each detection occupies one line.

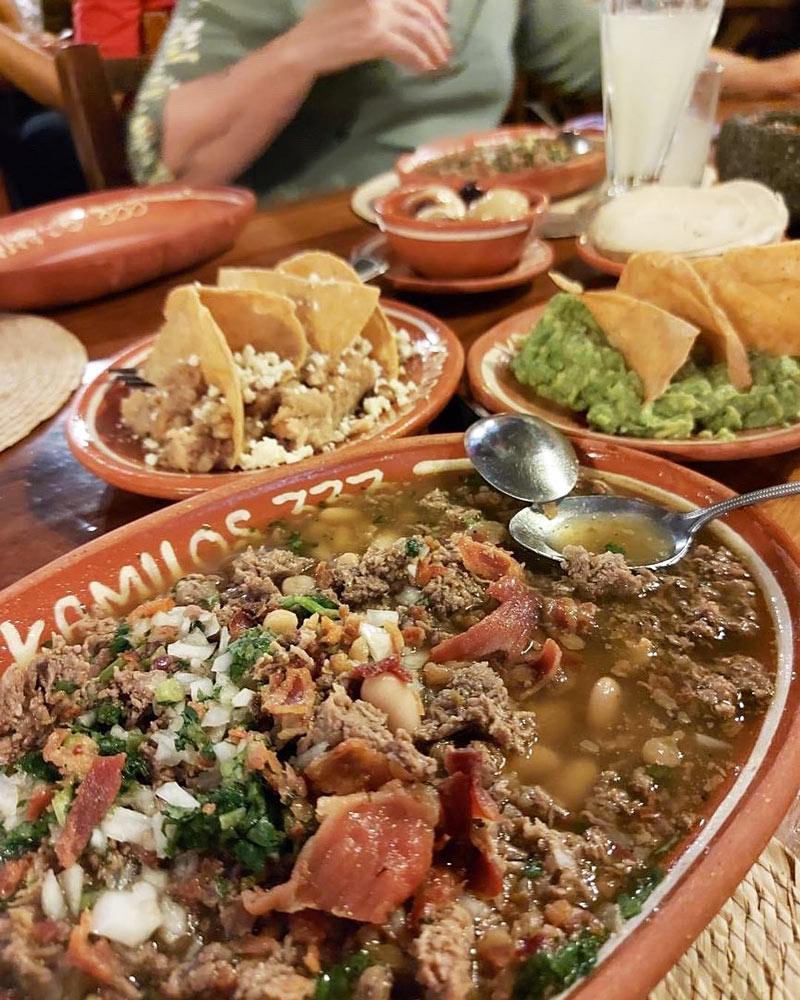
left=681, top=481, right=800, bottom=535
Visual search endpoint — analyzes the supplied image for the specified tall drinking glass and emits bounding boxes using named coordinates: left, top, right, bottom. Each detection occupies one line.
left=601, top=0, right=724, bottom=193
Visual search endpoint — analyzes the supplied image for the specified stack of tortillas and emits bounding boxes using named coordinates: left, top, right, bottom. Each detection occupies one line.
left=0, top=314, right=87, bottom=452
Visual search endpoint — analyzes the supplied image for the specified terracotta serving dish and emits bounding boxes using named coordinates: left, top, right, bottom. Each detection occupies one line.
left=395, top=125, right=606, bottom=201
left=66, top=299, right=464, bottom=499
left=374, top=179, right=548, bottom=279
left=468, top=303, right=800, bottom=461
left=0, top=184, right=255, bottom=311
left=0, top=433, right=798, bottom=999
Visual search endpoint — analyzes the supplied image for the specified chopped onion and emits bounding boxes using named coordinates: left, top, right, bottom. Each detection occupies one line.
left=213, top=741, right=239, bottom=765
left=174, top=671, right=198, bottom=689
left=41, top=870, right=67, bottom=921
left=101, top=807, right=153, bottom=847
left=77, top=711, right=96, bottom=728
left=212, top=650, right=233, bottom=674
left=89, top=828, right=107, bottom=854
left=366, top=609, right=399, bottom=627
left=0, top=774, right=18, bottom=821
left=216, top=682, right=238, bottom=705
left=402, top=648, right=429, bottom=670
left=695, top=733, right=732, bottom=752
left=128, top=785, right=156, bottom=816
left=218, top=625, right=230, bottom=653
left=397, top=585, right=424, bottom=606
left=140, top=867, right=169, bottom=891
left=109, top=724, right=128, bottom=742
left=58, top=864, right=84, bottom=917
left=167, top=636, right=213, bottom=662
left=159, top=897, right=188, bottom=945
left=190, top=678, right=215, bottom=701
left=152, top=814, right=168, bottom=859
left=359, top=622, right=393, bottom=661
left=231, top=688, right=254, bottom=709
left=201, top=704, right=231, bottom=729
left=90, top=882, right=162, bottom=947
left=155, top=782, right=200, bottom=811
left=200, top=614, right=221, bottom=637
left=152, top=733, right=183, bottom=767
left=295, top=742, right=329, bottom=771
left=152, top=608, right=186, bottom=628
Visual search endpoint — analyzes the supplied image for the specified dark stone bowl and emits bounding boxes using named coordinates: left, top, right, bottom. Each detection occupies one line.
left=716, top=111, right=800, bottom=226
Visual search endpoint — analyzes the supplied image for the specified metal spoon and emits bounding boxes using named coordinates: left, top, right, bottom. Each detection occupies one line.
left=351, top=253, right=390, bottom=283
left=464, top=414, right=580, bottom=504
left=509, top=483, right=800, bottom=571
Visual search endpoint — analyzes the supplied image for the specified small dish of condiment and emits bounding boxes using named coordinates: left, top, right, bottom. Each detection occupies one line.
left=374, top=179, right=549, bottom=279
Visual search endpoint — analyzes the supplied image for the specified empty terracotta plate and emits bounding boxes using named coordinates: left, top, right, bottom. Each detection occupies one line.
left=0, top=184, right=256, bottom=311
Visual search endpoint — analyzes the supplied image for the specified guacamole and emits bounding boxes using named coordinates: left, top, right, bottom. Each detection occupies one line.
left=511, top=294, right=800, bottom=439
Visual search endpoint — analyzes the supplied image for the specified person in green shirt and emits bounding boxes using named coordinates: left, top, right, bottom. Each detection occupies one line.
left=128, top=0, right=602, bottom=203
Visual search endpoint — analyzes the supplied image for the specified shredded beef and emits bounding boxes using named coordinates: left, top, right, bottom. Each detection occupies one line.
left=353, top=965, right=394, bottom=1000
left=326, top=543, right=410, bottom=606
left=298, top=685, right=436, bottom=781
left=229, top=547, right=315, bottom=600
left=417, top=489, right=482, bottom=531
left=172, top=573, right=222, bottom=606
left=422, top=565, right=486, bottom=618
left=99, top=669, right=168, bottom=726
left=234, top=956, right=313, bottom=1000
left=561, top=545, right=656, bottom=600
left=418, top=662, right=536, bottom=754
left=413, top=901, right=475, bottom=1000
left=163, top=942, right=238, bottom=998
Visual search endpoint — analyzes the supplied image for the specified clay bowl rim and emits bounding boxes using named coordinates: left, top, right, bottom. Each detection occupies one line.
left=0, top=432, right=798, bottom=1000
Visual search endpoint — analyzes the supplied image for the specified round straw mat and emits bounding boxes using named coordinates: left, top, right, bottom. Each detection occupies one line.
left=0, top=313, right=87, bottom=453
left=650, top=839, right=800, bottom=1000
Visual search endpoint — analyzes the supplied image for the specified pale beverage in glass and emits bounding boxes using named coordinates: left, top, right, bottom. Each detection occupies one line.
left=659, top=61, right=724, bottom=185
left=601, top=0, right=723, bottom=192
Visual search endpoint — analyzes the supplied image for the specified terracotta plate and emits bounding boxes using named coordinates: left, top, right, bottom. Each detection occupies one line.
left=467, top=303, right=800, bottom=461
left=355, top=233, right=554, bottom=294
left=1, top=433, right=798, bottom=1000
left=66, top=300, right=464, bottom=499
left=395, top=125, right=606, bottom=202
left=0, top=184, right=255, bottom=311
left=575, top=233, right=626, bottom=277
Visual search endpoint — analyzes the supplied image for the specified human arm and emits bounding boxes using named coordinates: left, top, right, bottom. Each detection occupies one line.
left=710, top=46, right=800, bottom=98
left=159, top=0, right=450, bottom=186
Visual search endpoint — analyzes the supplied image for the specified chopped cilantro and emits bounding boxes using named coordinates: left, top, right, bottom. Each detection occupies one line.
left=645, top=764, right=673, bottom=786
left=108, top=622, right=132, bottom=656
left=96, top=658, right=122, bottom=685
left=604, top=543, right=626, bottom=555
left=523, top=859, right=544, bottom=880
left=287, top=532, right=307, bottom=556
left=0, top=817, right=49, bottom=863
left=94, top=732, right=149, bottom=787
left=513, top=931, right=605, bottom=1000
left=166, top=773, right=287, bottom=873
left=228, top=628, right=274, bottom=683
left=17, top=751, right=59, bottom=783
left=617, top=867, right=664, bottom=919
left=281, top=594, right=339, bottom=620
left=174, top=705, right=214, bottom=760
left=314, top=949, right=373, bottom=1000
left=94, top=702, right=126, bottom=728
left=652, top=833, right=681, bottom=859
left=405, top=537, right=423, bottom=557
left=53, top=680, right=78, bottom=695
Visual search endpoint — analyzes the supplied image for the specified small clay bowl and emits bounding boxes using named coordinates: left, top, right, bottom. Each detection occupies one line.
left=373, top=180, right=549, bottom=280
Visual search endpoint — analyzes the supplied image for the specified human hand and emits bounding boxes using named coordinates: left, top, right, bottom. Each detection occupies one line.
left=290, top=0, right=451, bottom=77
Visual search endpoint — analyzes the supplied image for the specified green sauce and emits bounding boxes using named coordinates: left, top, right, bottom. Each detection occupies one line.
left=511, top=294, right=800, bottom=439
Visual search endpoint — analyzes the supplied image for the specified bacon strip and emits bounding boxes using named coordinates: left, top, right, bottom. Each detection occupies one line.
left=25, top=786, right=54, bottom=822
left=350, top=655, right=411, bottom=683
left=261, top=667, right=316, bottom=742
left=55, top=754, right=125, bottom=869
left=304, top=738, right=407, bottom=795
left=0, top=857, right=32, bottom=901
left=458, top=536, right=522, bottom=581
left=430, top=575, right=542, bottom=664
left=243, top=782, right=438, bottom=924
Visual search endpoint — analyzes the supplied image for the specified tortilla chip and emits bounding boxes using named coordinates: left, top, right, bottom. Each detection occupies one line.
left=145, top=285, right=245, bottom=463
left=218, top=267, right=380, bottom=359
left=580, top=291, right=700, bottom=403
left=194, top=287, right=307, bottom=368
left=277, top=252, right=400, bottom=378
left=693, top=243, right=800, bottom=356
left=618, top=252, right=752, bottom=391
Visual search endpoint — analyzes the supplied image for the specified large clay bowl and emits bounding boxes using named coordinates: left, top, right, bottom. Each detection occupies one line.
left=1, top=433, right=798, bottom=999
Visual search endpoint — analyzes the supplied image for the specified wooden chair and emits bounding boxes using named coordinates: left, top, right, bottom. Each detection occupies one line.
left=55, top=43, right=148, bottom=190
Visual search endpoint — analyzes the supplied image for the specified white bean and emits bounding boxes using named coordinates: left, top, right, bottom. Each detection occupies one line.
left=553, top=758, right=599, bottom=811
left=318, top=506, right=360, bottom=525
left=509, top=745, right=561, bottom=783
left=361, top=674, right=422, bottom=735
left=586, top=676, right=623, bottom=732
left=281, top=574, right=316, bottom=597
left=263, top=609, right=298, bottom=635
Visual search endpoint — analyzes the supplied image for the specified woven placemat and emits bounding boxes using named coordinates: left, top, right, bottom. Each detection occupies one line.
left=650, top=839, right=800, bottom=1000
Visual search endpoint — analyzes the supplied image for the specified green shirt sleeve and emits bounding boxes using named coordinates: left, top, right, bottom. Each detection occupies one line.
left=515, top=0, right=602, bottom=97
left=127, top=0, right=290, bottom=184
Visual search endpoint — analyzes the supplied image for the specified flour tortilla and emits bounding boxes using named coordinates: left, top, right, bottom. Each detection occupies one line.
left=277, top=253, right=400, bottom=378
left=618, top=252, right=752, bottom=390
left=145, top=286, right=245, bottom=463
left=0, top=314, right=87, bottom=452
left=218, top=266, right=380, bottom=360
left=580, top=291, right=700, bottom=403
left=693, top=243, right=800, bottom=356
left=194, top=286, right=308, bottom=367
